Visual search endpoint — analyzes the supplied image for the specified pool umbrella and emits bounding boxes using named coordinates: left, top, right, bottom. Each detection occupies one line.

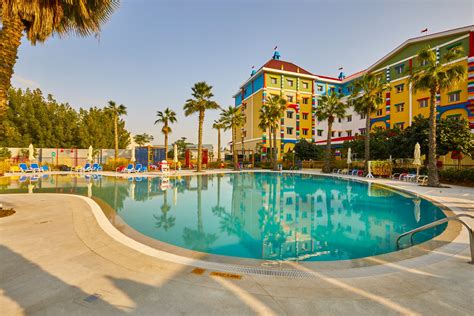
left=131, top=145, right=136, bottom=163
left=413, top=198, right=421, bottom=222
left=87, top=145, right=93, bottom=163
left=347, top=148, right=352, bottom=167
left=413, top=142, right=421, bottom=177
left=28, top=144, right=34, bottom=162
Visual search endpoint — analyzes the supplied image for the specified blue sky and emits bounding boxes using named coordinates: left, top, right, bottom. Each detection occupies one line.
left=13, top=0, right=473, bottom=148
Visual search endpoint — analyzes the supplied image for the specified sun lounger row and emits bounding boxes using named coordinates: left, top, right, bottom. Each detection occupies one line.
left=391, top=173, right=428, bottom=184
left=74, top=163, right=103, bottom=172
left=332, top=168, right=364, bottom=176
left=116, top=164, right=147, bottom=173
left=12, top=163, right=50, bottom=173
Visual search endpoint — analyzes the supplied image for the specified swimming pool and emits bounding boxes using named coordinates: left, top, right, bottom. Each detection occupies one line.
left=1, top=172, right=447, bottom=261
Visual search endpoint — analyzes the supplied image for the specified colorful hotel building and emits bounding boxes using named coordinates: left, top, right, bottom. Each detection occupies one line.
left=233, top=25, right=474, bottom=159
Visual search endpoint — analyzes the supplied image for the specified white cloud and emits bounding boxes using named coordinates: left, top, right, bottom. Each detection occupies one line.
left=11, top=74, right=40, bottom=89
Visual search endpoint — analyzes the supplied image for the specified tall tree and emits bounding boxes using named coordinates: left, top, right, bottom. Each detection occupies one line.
left=220, top=106, right=245, bottom=170
left=105, top=100, right=127, bottom=160
left=212, top=119, right=226, bottom=163
left=0, top=0, right=119, bottom=117
left=154, top=107, right=177, bottom=159
left=315, top=92, right=348, bottom=173
left=133, top=133, right=154, bottom=147
left=409, top=46, right=466, bottom=186
left=349, top=73, right=389, bottom=171
left=258, top=103, right=273, bottom=167
left=183, top=82, right=219, bottom=172
left=264, top=95, right=287, bottom=171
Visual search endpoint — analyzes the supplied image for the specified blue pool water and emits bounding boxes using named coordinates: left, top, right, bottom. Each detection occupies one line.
left=1, top=173, right=447, bottom=261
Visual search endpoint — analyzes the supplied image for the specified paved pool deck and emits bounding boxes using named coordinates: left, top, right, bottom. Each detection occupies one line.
left=0, top=170, right=473, bottom=315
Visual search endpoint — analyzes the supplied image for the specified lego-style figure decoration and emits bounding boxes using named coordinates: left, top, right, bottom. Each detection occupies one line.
left=272, top=46, right=280, bottom=60
left=338, top=72, right=346, bottom=80
left=250, top=65, right=256, bottom=76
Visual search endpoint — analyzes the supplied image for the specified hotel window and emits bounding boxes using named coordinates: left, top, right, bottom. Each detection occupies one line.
left=317, top=130, right=323, bottom=136
left=330, top=87, right=335, bottom=93
left=420, top=59, right=429, bottom=67
left=302, top=97, right=309, bottom=104
left=302, top=129, right=308, bottom=135
left=347, top=86, right=353, bottom=93
left=302, top=82, right=309, bottom=89
left=360, top=113, right=366, bottom=119
left=448, top=91, right=460, bottom=103
left=287, top=79, right=294, bottom=87
left=286, top=127, right=293, bottom=135
left=338, top=131, right=342, bottom=137
left=395, top=103, right=405, bottom=112
left=270, top=77, right=277, bottom=84
left=317, top=85, right=323, bottom=92
left=395, top=84, right=404, bottom=93
left=395, top=122, right=405, bottom=130
left=418, top=99, right=428, bottom=108
left=347, top=130, right=352, bottom=137
left=360, top=128, right=366, bottom=135
left=287, top=111, right=293, bottom=119
left=338, top=118, right=342, bottom=123
left=287, top=95, right=293, bottom=102
left=331, top=131, right=335, bottom=137
left=395, top=64, right=404, bottom=74
left=376, top=109, right=383, bottom=116
left=338, top=87, right=342, bottom=93
left=286, top=197, right=293, bottom=205
left=347, top=115, right=352, bottom=122
left=302, top=113, right=308, bottom=120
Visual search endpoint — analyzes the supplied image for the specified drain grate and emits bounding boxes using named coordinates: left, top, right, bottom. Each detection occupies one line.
left=83, top=293, right=101, bottom=303
left=209, top=271, right=242, bottom=279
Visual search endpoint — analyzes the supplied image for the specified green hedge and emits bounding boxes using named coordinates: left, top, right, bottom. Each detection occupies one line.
left=439, top=168, right=474, bottom=185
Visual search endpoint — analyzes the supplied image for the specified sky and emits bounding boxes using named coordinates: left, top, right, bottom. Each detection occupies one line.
left=13, top=0, right=474, bottom=148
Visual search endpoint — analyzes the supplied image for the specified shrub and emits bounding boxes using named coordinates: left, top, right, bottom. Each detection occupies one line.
left=439, top=168, right=474, bottom=185
left=103, top=158, right=130, bottom=171
left=0, top=147, right=11, bottom=159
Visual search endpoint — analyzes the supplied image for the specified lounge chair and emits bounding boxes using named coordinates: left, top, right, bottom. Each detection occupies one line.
left=340, top=169, right=349, bottom=175
left=135, top=164, right=146, bottom=173
left=30, top=163, right=41, bottom=173
left=76, top=163, right=92, bottom=172
left=116, top=165, right=125, bottom=172
left=391, top=173, right=401, bottom=179
left=417, top=175, right=428, bottom=185
left=332, top=168, right=340, bottom=174
left=122, top=164, right=135, bottom=173
left=41, top=165, right=49, bottom=172
left=92, top=163, right=103, bottom=172
left=357, top=170, right=364, bottom=176
left=351, top=169, right=359, bottom=176
left=19, top=163, right=33, bottom=173
left=9, top=165, right=21, bottom=173
left=403, top=174, right=417, bottom=182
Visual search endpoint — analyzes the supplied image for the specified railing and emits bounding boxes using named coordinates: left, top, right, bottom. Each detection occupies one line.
left=396, top=214, right=474, bottom=263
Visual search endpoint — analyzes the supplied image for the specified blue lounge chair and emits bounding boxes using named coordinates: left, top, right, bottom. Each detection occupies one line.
left=41, top=165, right=49, bottom=172
left=30, top=163, right=41, bottom=173
left=92, top=163, right=103, bottom=172
left=19, top=163, right=33, bottom=173
left=77, top=163, right=92, bottom=172
left=122, top=164, right=135, bottom=173
left=135, top=164, right=146, bottom=173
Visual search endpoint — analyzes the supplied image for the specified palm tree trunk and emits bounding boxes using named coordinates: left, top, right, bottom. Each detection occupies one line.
left=232, top=124, right=238, bottom=170
left=197, top=110, right=204, bottom=172
left=273, top=125, right=278, bottom=171
left=114, top=114, right=119, bottom=160
left=164, top=131, right=168, bottom=161
left=364, top=109, right=371, bottom=171
left=323, top=118, right=333, bottom=173
left=268, top=129, right=273, bottom=166
left=427, top=88, right=440, bottom=186
left=217, top=128, right=221, bottom=163
left=0, top=14, right=24, bottom=117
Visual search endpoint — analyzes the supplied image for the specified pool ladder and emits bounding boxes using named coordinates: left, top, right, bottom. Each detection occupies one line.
left=396, top=214, right=474, bottom=264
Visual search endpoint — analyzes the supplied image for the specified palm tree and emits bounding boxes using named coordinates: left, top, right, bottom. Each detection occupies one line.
left=0, top=1, right=119, bottom=116
left=105, top=101, right=127, bottom=160
left=315, top=92, right=348, bottom=173
left=349, top=74, right=389, bottom=170
left=133, top=133, right=154, bottom=147
left=212, top=119, right=226, bottom=163
left=409, top=46, right=466, bottom=186
left=183, top=82, right=220, bottom=172
left=265, top=95, right=287, bottom=171
left=220, top=106, right=245, bottom=171
left=258, top=104, right=273, bottom=167
left=155, top=107, right=177, bottom=160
